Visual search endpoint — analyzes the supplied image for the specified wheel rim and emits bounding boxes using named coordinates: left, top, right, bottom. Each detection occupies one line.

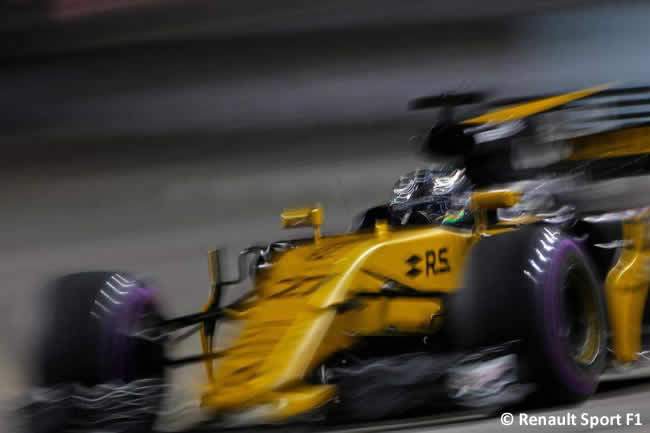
left=561, top=264, right=601, bottom=367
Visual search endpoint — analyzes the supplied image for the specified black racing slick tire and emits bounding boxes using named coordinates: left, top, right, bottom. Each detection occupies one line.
left=447, top=226, right=607, bottom=403
left=32, top=272, right=166, bottom=433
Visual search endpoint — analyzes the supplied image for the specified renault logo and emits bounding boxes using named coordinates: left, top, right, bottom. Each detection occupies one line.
left=405, top=254, right=422, bottom=278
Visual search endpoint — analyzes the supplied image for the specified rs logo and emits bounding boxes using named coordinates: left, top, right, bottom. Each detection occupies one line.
left=425, top=248, right=450, bottom=275
left=405, top=248, right=450, bottom=278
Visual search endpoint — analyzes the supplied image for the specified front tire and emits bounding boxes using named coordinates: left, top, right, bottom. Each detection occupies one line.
left=32, top=271, right=167, bottom=433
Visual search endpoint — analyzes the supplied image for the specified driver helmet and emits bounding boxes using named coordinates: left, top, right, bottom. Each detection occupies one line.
left=389, top=165, right=470, bottom=224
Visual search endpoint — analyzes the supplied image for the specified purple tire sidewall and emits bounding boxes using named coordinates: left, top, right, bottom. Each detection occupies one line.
left=100, top=285, right=156, bottom=382
left=541, top=238, right=598, bottom=396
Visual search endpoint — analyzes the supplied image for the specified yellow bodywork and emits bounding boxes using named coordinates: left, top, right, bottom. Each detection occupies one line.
left=200, top=223, right=476, bottom=419
left=462, top=84, right=611, bottom=125
left=606, top=210, right=650, bottom=363
left=461, top=83, right=650, bottom=163
left=570, top=125, right=650, bottom=161
left=198, top=194, right=523, bottom=419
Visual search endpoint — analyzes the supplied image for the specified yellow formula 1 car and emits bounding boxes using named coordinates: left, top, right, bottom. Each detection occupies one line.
left=30, top=85, right=650, bottom=432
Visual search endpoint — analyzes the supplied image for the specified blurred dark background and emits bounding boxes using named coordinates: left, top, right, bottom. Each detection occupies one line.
left=3, top=0, right=650, bottom=160
left=2, top=0, right=650, bottom=426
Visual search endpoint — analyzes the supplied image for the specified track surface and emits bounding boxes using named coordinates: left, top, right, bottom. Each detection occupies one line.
left=181, top=379, right=650, bottom=433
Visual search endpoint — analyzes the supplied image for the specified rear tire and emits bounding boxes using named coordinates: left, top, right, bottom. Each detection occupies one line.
left=33, top=271, right=166, bottom=433
left=447, top=226, right=607, bottom=403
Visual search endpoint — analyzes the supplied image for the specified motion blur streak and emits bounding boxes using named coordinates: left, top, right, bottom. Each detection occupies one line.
left=3, top=1, right=650, bottom=432
left=52, top=0, right=165, bottom=20
left=2, top=2, right=650, bottom=149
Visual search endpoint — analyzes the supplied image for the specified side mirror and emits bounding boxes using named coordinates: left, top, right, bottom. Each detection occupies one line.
left=470, top=190, right=521, bottom=233
left=281, top=205, right=323, bottom=241
left=470, top=190, right=521, bottom=211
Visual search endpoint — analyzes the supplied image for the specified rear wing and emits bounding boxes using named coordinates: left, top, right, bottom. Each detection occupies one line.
left=413, top=84, right=650, bottom=184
